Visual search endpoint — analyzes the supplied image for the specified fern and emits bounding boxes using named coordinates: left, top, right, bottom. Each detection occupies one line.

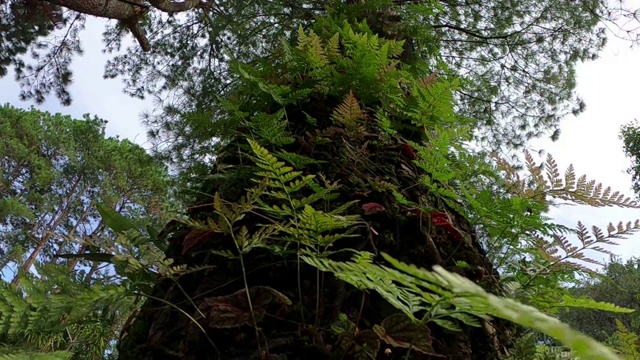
left=274, top=150, right=326, bottom=169
left=304, top=251, right=623, bottom=360
left=531, top=220, right=640, bottom=277
left=247, top=139, right=361, bottom=252
left=245, top=109, right=295, bottom=146
left=469, top=150, right=640, bottom=321
left=608, top=319, right=640, bottom=358
left=332, top=90, right=364, bottom=130
left=509, top=151, right=640, bottom=208
left=0, top=265, right=132, bottom=358
left=297, top=25, right=329, bottom=68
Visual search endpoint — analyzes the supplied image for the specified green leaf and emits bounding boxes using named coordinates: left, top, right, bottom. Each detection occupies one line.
left=146, top=225, right=159, bottom=241
left=96, top=202, right=136, bottom=234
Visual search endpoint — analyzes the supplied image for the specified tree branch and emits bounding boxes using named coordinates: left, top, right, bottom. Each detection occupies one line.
left=147, top=0, right=206, bottom=13
left=432, top=23, right=517, bottom=40
left=45, top=0, right=138, bottom=20
left=43, top=0, right=214, bottom=52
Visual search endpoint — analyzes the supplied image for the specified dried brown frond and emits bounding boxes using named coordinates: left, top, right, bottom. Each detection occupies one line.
left=419, top=71, right=439, bottom=88
left=505, top=151, right=640, bottom=208
left=533, top=219, right=640, bottom=278
left=332, top=90, right=364, bottom=129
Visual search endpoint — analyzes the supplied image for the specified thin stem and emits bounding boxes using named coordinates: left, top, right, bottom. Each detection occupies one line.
left=222, top=214, right=263, bottom=356
left=138, top=292, right=220, bottom=356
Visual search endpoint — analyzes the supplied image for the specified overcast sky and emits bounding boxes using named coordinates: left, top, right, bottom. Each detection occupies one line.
left=2, top=18, right=640, bottom=268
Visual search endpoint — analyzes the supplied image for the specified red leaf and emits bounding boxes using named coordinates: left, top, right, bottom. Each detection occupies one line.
left=400, top=144, right=418, bottom=160
left=407, top=208, right=421, bottom=217
left=430, top=212, right=466, bottom=241
left=433, top=218, right=451, bottom=227
left=429, top=212, right=450, bottom=225
left=182, top=230, right=213, bottom=255
left=362, top=202, right=386, bottom=215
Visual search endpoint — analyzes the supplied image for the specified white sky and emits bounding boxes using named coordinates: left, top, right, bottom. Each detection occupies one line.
left=2, top=19, right=640, bottom=267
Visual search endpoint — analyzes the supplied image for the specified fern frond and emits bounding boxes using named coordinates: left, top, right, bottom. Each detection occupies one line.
left=274, top=151, right=325, bottom=169
left=521, top=151, right=639, bottom=208
left=325, top=33, right=340, bottom=60
left=609, top=319, right=640, bottom=359
left=532, top=219, right=640, bottom=277
left=382, top=253, right=622, bottom=360
left=555, top=295, right=634, bottom=313
left=246, top=110, right=295, bottom=146
left=303, top=250, right=621, bottom=360
left=332, top=90, right=363, bottom=129
left=297, top=26, right=328, bottom=68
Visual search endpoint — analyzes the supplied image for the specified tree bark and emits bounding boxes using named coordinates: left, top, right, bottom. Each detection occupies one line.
left=43, top=0, right=208, bottom=51
left=13, top=177, right=84, bottom=284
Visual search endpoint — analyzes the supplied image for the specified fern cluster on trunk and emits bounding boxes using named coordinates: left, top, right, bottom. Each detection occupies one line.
left=115, top=14, right=512, bottom=359
left=115, top=10, right=637, bottom=360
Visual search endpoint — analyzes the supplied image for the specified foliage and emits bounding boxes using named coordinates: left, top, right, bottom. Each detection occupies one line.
left=307, top=251, right=624, bottom=360
left=608, top=319, right=640, bottom=359
left=1, top=0, right=638, bottom=168
left=621, top=120, right=640, bottom=196
left=0, top=264, right=131, bottom=359
left=441, top=145, right=640, bottom=320
left=559, top=257, right=640, bottom=343
left=0, top=104, right=175, bottom=358
left=176, top=135, right=635, bottom=358
left=0, top=0, right=83, bottom=106
left=3, top=2, right=640, bottom=359
left=0, top=104, right=171, bottom=279
left=107, top=16, right=640, bottom=359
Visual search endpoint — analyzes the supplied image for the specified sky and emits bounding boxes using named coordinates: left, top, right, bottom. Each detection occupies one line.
left=1, top=18, right=640, bottom=268
left=528, top=34, right=640, bottom=265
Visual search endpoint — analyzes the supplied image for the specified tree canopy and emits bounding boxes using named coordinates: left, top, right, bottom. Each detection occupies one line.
left=560, top=256, right=640, bottom=343
left=0, top=104, right=174, bottom=357
left=2, top=0, right=639, bottom=160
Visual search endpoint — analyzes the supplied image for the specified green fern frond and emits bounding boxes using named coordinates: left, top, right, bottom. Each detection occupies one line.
left=297, top=25, right=328, bottom=68
left=606, top=319, right=640, bottom=359
left=325, top=33, right=340, bottom=60
left=303, top=250, right=621, bottom=359
left=274, top=151, right=325, bottom=169
left=246, top=110, right=295, bottom=146
left=504, top=332, right=539, bottom=360
left=554, top=295, right=634, bottom=313
left=284, top=205, right=360, bottom=247
left=382, top=253, right=622, bottom=360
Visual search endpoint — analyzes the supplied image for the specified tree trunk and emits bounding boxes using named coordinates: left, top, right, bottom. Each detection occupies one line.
left=117, top=122, right=511, bottom=359
left=13, top=178, right=84, bottom=284
left=117, top=11, right=512, bottom=360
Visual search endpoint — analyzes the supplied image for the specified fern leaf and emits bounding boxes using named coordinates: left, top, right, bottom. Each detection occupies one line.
left=332, top=90, right=363, bottom=129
